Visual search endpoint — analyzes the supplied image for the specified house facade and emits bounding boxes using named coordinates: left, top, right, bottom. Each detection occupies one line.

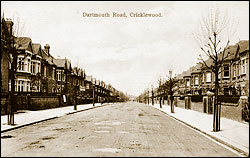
left=176, top=40, right=249, bottom=97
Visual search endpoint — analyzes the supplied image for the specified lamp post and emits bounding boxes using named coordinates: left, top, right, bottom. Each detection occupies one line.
left=169, top=70, right=175, bottom=113
left=151, top=85, right=154, bottom=106
left=92, top=84, right=95, bottom=106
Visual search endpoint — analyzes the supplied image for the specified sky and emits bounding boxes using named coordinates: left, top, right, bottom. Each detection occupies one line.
left=1, top=1, right=249, bottom=96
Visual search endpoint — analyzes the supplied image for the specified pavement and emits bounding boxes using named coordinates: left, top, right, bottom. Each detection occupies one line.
left=1, top=103, right=111, bottom=132
left=146, top=102, right=249, bottom=156
left=1, top=101, right=249, bottom=156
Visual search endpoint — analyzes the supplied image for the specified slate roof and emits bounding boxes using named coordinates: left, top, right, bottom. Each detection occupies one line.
left=237, top=40, right=249, bottom=53
left=183, top=66, right=196, bottom=77
left=191, top=63, right=202, bottom=74
left=53, top=58, right=71, bottom=71
left=32, top=43, right=42, bottom=56
left=176, top=70, right=188, bottom=80
left=14, top=37, right=33, bottom=52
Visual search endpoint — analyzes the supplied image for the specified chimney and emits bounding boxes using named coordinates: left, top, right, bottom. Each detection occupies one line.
left=44, top=44, right=50, bottom=56
left=5, top=18, right=13, bottom=36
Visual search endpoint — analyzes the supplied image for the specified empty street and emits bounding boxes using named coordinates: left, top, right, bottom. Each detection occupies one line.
left=1, top=102, right=239, bottom=157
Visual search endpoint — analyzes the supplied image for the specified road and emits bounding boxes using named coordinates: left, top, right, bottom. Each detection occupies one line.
left=1, top=102, right=239, bottom=156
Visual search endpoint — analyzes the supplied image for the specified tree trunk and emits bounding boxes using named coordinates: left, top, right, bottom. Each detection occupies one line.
left=213, top=68, right=220, bottom=131
left=170, top=96, right=174, bottom=113
left=8, top=49, right=17, bottom=125
left=160, top=97, right=162, bottom=108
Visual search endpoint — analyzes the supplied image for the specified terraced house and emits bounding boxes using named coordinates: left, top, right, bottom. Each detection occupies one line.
left=1, top=16, right=128, bottom=114
left=14, top=37, right=37, bottom=92
left=176, top=40, right=249, bottom=97
left=41, top=44, right=57, bottom=93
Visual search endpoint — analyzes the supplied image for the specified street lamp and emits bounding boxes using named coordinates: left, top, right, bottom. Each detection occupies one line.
left=92, top=84, right=95, bottom=106
left=151, top=85, right=154, bottom=106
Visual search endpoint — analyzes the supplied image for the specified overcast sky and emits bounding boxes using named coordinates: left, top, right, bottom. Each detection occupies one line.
left=1, top=1, right=249, bottom=96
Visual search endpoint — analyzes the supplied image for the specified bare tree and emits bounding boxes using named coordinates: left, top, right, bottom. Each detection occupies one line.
left=157, top=77, right=163, bottom=108
left=164, top=70, right=178, bottom=113
left=192, top=6, right=238, bottom=132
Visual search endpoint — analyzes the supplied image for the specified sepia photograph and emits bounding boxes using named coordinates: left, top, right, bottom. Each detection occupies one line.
left=1, top=1, right=249, bottom=157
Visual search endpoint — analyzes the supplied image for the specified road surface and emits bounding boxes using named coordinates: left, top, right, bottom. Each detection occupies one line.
left=1, top=102, right=239, bottom=156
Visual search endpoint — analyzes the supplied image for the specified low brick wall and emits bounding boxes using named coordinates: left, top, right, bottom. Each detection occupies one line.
left=1, top=96, right=9, bottom=115
left=29, top=96, right=59, bottom=110
left=177, top=98, right=246, bottom=123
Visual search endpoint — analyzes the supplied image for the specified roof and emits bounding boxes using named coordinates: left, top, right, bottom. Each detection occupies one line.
left=53, top=59, right=65, bottom=68
left=96, top=80, right=100, bottom=85
left=32, top=43, right=42, bottom=56
left=47, top=56, right=56, bottom=66
left=176, top=70, right=188, bottom=80
left=92, top=78, right=96, bottom=84
left=191, top=63, right=202, bottom=74
left=220, top=44, right=238, bottom=61
left=53, top=58, right=71, bottom=70
left=237, top=40, right=249, bottom=53
left=14, top=37, right=33, bottom=52
left=183, top=66, right=196, bottom=77
left=72, top=67, right=84, bottom=76
left=86, top=75, right=92, bottom=82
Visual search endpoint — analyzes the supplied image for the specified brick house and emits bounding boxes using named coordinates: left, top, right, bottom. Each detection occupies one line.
left=1, top=17, right=14, bottom=114
left=190, top=63, right=203, bottom=95
left=71, top=67, right=85, bottom=103
left=84, top=75, right=93, bottom=102
left=53, top=58, right=71, bottom=94
left=30, top=43, right=43, bottom=92
left=231, top=40, right=249, bottom=96
left=41, top=44, right=57, bottom=93
left=176, top=40, right=249, bottom=97
left=1, top=18, right=13, bottom=96
left=14, top=37, right=35, bottom=92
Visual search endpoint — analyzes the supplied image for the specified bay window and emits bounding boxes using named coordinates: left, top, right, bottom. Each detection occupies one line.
left=194, top=76, right=199, bottom=85
left=206, top=72, right=211, bottom=83
left=241, top=58, right=246, bottom=75
left=223, top=65, right=230, bottom=78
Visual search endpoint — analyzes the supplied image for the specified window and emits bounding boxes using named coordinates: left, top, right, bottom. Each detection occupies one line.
left=233, top=64, right=236, bottom=77
left=21, top=81, right=24, bottom=92
left=223, top=65, right=230, bottom=78
left=206, top=72, right=211, bottom=83
left=62, top=71, right=65, bottom=81
left=9, top=79, right=11, bottom=91
left=15, top=80, right=17, bottom=92
left=31, top=61, right=36, bottom=73
left=241, top=58, right=246, bottom=74
left=186, top=79, right=190, bottom=86
left=38, top=63, right=40, bottom=73
left=202, top=73, right=205, bottom=82
left=27, top=81, right=30, bottom=92
left=194, top=76, right=199, bottom=85
left=27, top=59, right=30, bottom=72
left=238, top=62, right=241, bottom=76
left=18, top=81, right=21, bottom=92
left=44, top=66, right=46, bottom=77
left=18, top=57, right=25, bottom=71
left=237, top=64, right=239, bottom=76
left=57, top=70, right=61, bottom=81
